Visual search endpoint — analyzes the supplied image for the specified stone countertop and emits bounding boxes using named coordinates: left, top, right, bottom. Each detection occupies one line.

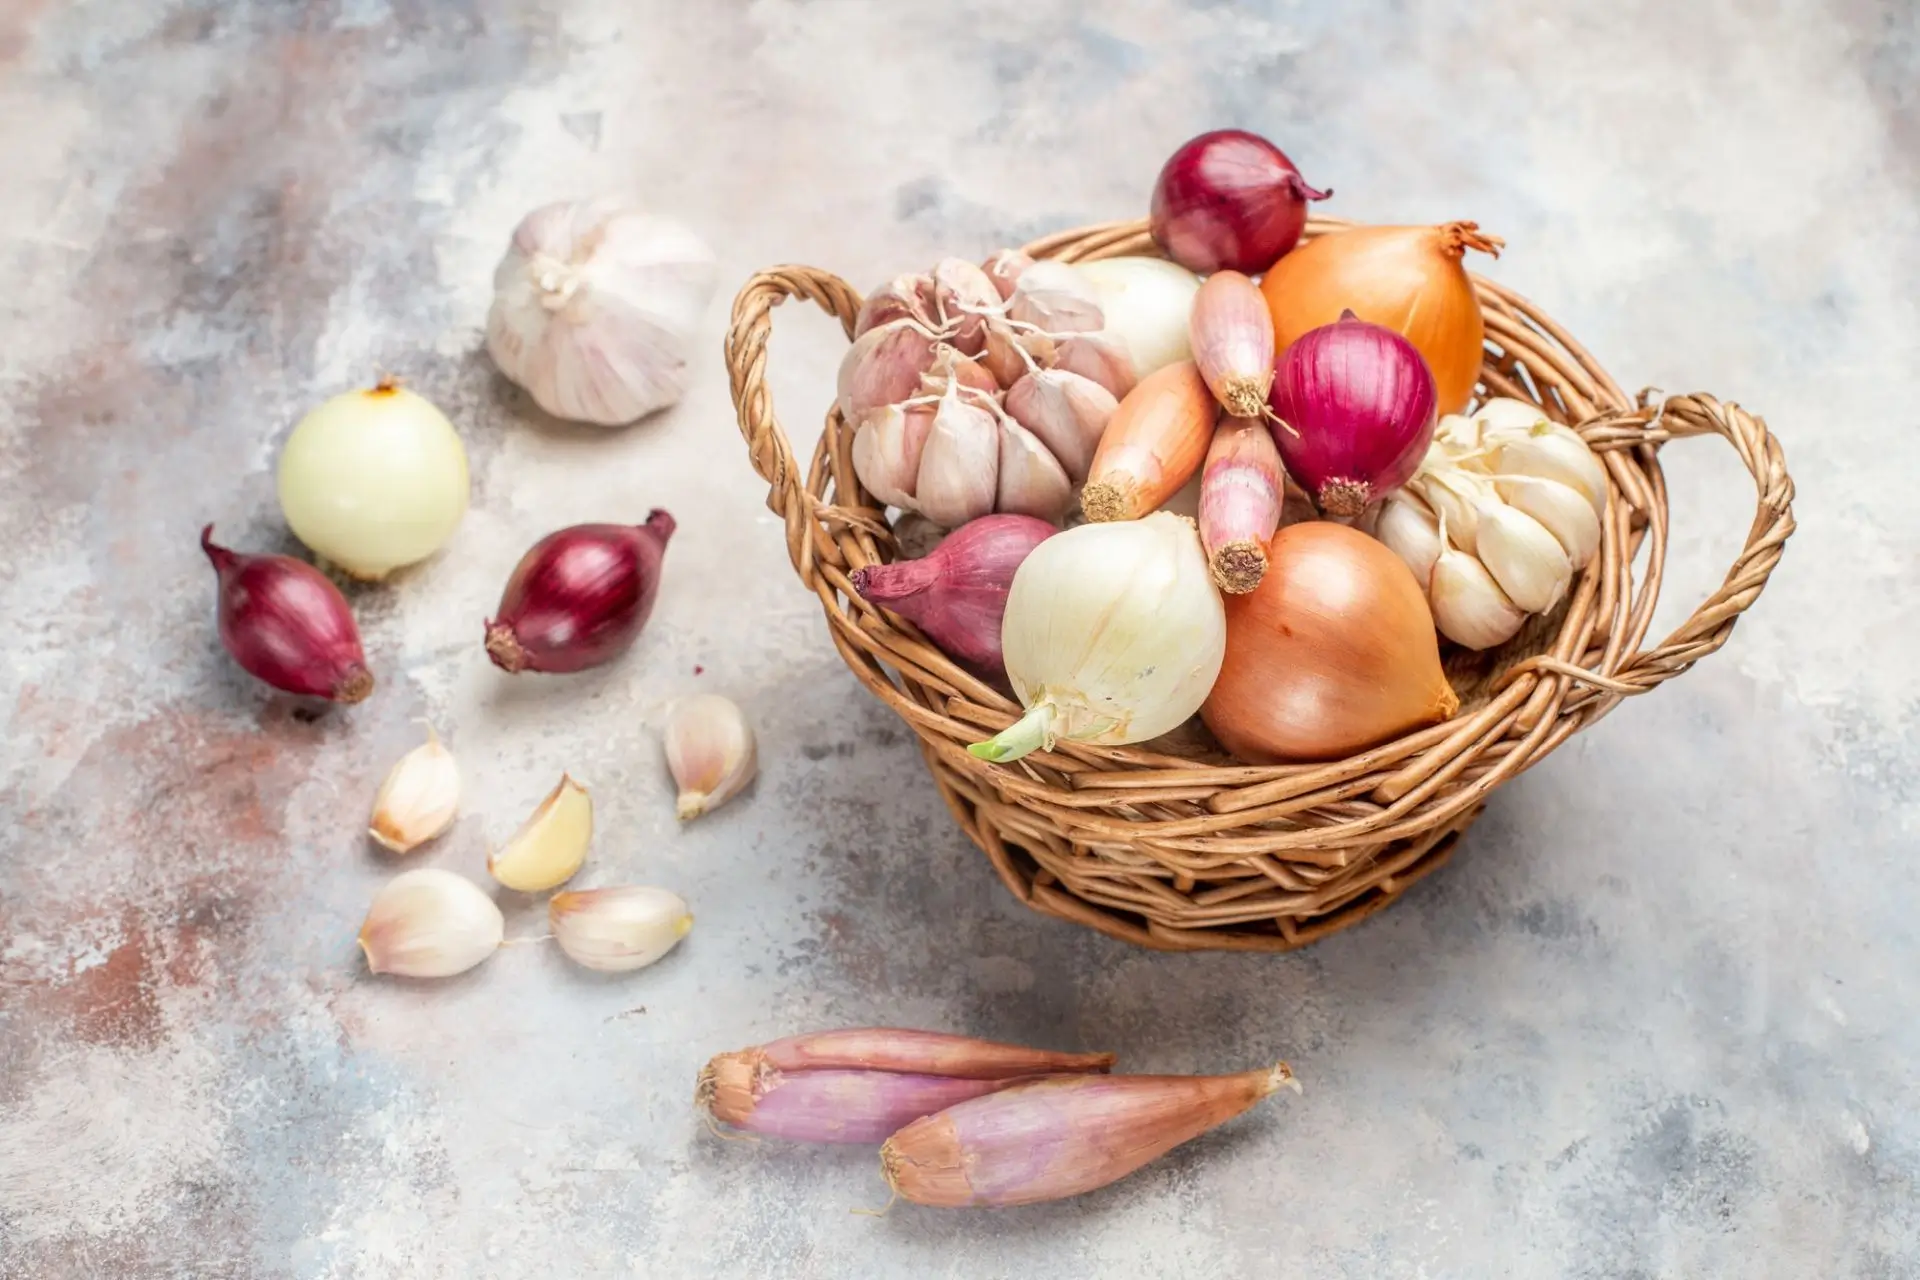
left=1, top=2, right=1914, bottom=1277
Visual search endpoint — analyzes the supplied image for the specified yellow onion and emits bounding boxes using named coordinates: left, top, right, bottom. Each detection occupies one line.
left=1260, top=222, right=1501, bottom=415
left=1202, top=522, right=1458, bottom=762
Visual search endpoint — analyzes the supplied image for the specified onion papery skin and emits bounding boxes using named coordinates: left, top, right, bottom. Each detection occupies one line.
left=1149, top=130, right=1331, bottom=275
left=201, top=525, right=372, bottom=703
left=1259, top=221, right=1501, bottom=415
left=1267, top=313, right=1437, bottom=517
left=1201, top=522, right=1458, bottom=762
left=485, top=512, right=674, bottom=675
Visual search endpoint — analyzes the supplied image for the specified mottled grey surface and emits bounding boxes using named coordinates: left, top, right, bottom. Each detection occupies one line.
left=0, top=1, right=1914, bottom=1277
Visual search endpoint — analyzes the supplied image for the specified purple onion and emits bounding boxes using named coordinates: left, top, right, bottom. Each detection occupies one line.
left=202, top=524, right=372, bottom=702
left=485, top=511, right=674, bottom=674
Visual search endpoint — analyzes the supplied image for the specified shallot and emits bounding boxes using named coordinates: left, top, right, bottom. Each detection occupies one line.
left=485, top=512, right=674, bottom=675
left=1198, top=418, right=1284, bottom=594
left=1081, top=361, right=1217, bottom=523
left=1188, top=270, right=1275, bottom=418
left=851, top=514, right=1056, bottom=679
left=881, top=1063, right=1296, bottom=1207
left=201, top=525, right=373, bottom=703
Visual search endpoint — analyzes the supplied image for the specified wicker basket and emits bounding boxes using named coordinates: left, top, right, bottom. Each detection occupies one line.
left=724, top=216, right=1795, bottom=952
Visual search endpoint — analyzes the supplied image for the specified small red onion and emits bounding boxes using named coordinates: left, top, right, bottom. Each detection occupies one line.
left=485, top=511, right=674, bottom=674
left=201, top=524, right=372, bottom=702
left=849, top=514, right=1054, bottom=678
left=1267, top=311, right=1437, bottom=517
left=1150, top=130, right=1331, bottom=274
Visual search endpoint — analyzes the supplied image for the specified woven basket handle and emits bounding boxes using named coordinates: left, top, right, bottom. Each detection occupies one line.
left=725, top=267, right=864, bottom=551
left=1513, top=392, right=1795, bottom=698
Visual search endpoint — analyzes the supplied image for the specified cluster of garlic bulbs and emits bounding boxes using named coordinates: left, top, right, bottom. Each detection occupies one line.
left=845, top=252, right=1144, bottom=528
left=1376, top=398, right=1609, bottom=650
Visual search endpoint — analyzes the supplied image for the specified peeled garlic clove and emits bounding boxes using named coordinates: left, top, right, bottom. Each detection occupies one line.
left=913, top=384, right=1001, bottom=528
left=1491, top=428, right=1608, bottom=516
left=1496, top=475, right=1600, bottom=569
left=358, top=868, right=503, bottom=978
left=368, top=725, right=461, bottom=854
left=1376, top=493, right=1444, bottom=586
left=664, top=694, right=757, bottom=821
left=1006, top=259, right=1103, bottom=334
left=852, top=405, right=934, bottom=510
left=1473, top=501, right=1572, bottom=613
left=1430, top=545, right=1527, bottom=650
left=488, top=775, right=592, bottom=891
left=995, top=416, right=1074, bottom=522
left=550, top=886, right=692, bottom=972
left=485, top=199, right=716, bottom=426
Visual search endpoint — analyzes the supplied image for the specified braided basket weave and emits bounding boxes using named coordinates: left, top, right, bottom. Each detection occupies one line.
left=725, top=216, right=1795, bottom=952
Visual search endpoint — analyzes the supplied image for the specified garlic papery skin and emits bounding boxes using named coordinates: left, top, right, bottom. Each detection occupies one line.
left=1488, top=425, right=1608, bottom=516
left=971, top=512, right=1226, bottom=763
left=549, top=886, right=692, bottom=972
left=1375, top=493, right=1444, bottom=586
left=487, top=775, right=593, bottom=892
left=368, top=726, right=460, bottom=854
left=664, top=694, right=757, bottom=821
left=358, top=869, right=503, bottom=979
left=486, top=199, right=717, bottom=426
left=1429, top=543, right=1527, bottom=650
left=1496, top=475, right=1599, bottom=569
left=1472, top=499, right=1572, bottom=613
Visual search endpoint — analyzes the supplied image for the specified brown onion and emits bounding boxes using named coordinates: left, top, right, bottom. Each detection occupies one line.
left=1202, top=522, right=1457, bottom=761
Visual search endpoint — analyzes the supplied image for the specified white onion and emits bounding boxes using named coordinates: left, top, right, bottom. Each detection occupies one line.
left=1071, top=257, right=1202, bottom=378
left=276, top=380, right=469, bottom=580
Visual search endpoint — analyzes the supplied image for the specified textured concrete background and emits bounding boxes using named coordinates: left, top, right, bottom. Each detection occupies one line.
left=0, top=2, right=1914, bottom=1276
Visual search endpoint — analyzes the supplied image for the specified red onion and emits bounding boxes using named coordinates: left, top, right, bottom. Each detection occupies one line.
left=485, top=511, right=674, bottom=674
left=849, top=514, right=1054, bottom=678
left=1150, top=129, right=1331, bottom=275
left=1267, top=311, right=1437, bottom=517
left=201, top=524, right=372, bottom=702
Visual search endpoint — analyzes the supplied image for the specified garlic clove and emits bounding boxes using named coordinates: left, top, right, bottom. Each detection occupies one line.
left=836, top=319, right=939, bottom=421
left=358, top=868, right=503, bottom=978
left=980, top=323, right=1033, bottom=389
left=1471, top=500, right=1572, bottom=614
left=1433, top=412, right=1485, bottom=456
left=929, top=258, right=1002, bottom=356
left=1051, top=330, right=1139, bottom=400
left=1412, top=469, right=1490, bottom=555
left=855, top=272, right=939, bottom=338
left=913, top=384, right=1001, bottom=528
left=1004, top=369, right=1116, bottom=484
left=1471, top=397, right=1552, bottom=436
left=1496, top=475, right=1600, bottom=569
left=664, top=694, right=757, bottom=821
left=549, top=886, right=692, bottom=972
left=1490, top=427, right=1608, bottom=516
left=1375, top=493, right=1444, bottom=586
left=981, top=248, right=1034, bottom=301
left=995, top=416, right=1075, bottom=522
left=488, top=775, right=593, bottom=892
left=368, top=725, right=460, bottom=854
left=1006, top=259, right=1104, bottom=334
left=1429, top=545, right=1528, bottom=650
left=852, top=405, right=934, bottom=511
left=920, top=344, right=999, bottom=399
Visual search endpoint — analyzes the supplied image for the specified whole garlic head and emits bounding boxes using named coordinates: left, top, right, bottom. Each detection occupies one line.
left=486, top=199, right=717, bottom=426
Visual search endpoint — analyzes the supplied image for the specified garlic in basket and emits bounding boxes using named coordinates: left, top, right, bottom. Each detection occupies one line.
left=486, top=199, right=717, bottom=426
left=1377, top=398, right=1607, bottom=650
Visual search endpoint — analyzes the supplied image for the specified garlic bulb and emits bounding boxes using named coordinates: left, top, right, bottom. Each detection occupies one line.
left=488, top=775, right=593, bottom=892
left=664, top=694, right=756, bottom=821
left=358, top=869, right=503, bottom=978
left=970, top=512, right=1226, bottom=763
left=1377, top=399, right=1609, bottom=650
left=368, top=725, right=460, bottom=854
left=486, top=198, right=716, bottom=426
left=550, top=886, right=692, bottom=972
